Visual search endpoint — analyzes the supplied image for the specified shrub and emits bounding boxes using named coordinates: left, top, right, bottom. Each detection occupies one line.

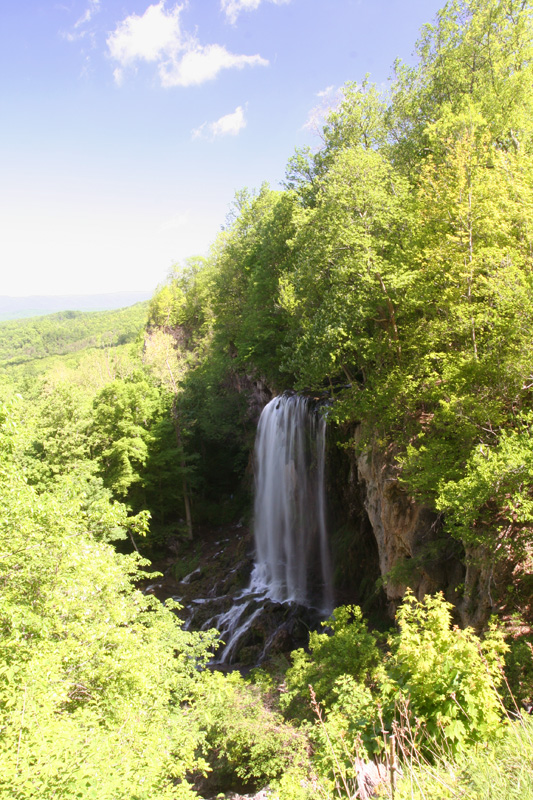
left=281, top=605, right=381, bottom=722
left=194, top=670, right=311, bottom=795
left=280, top=593, right=510, bottom=794
left=385, top=592, right=508, bottom=753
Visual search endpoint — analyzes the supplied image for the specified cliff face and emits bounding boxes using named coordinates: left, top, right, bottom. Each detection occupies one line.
left=332, top=432, right=510, bottom=629
left=354, top=438, right=464, bottom=616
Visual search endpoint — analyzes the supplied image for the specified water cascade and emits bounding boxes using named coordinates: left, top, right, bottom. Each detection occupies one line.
left=251, top=393, right=333, bottom=613
left=173, top=392, right=334, bottom=665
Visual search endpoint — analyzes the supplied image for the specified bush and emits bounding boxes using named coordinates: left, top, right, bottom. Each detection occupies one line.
left=0, top=400, right=218, bottom=800
left=280, top=593, right=510, bottom=794
left=194, top=670, right=312, bottom=796
left=385, top=591, right=508, bottom=753
left=281, top=605, right=381, bottom=722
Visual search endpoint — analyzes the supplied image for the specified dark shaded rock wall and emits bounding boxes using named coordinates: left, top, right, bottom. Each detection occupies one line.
left=326, top=425, right=465, bottom=622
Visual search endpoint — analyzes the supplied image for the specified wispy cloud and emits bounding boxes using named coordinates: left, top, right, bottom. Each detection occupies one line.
left=303, top=85, right=342, bottom=132
left=160, top=45, right=267, bottom=88
left=74, top=0, right=100, bottom=29
left=192, top=105, right=247, bottom=140
left=107, top=2, right=268, bottom=87
left=62, top=0, right=101, bottom=42
left=221, top=0, right=291, bottom=25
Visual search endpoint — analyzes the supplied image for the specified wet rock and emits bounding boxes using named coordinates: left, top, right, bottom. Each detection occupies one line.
left=218, top=599, right=324, bottom=667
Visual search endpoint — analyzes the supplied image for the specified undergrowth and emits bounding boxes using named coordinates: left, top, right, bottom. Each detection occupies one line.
left=310, top=703, right=533, bottom=799
left=268, top=593, right=533, bottom=800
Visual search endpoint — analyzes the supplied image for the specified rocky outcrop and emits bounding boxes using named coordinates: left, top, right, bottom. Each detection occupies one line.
left=329, top=429, right=464, bottom=619
left=351, top=436, right=515, bottom=628
left=357, top=440, right=442, bottom=608
left=455, top=542, right=516, bottom=629
left=224, top=371, right=273, bottom=425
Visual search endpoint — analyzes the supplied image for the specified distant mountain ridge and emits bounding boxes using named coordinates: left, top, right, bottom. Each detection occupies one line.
left=0, top=291, right=153, bottom=321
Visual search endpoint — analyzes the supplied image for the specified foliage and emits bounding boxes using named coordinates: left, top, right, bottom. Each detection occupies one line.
left=434, top=417, right=533, bottom=549
left=209, top=185, right=297, bottom=386
left=281, top=593, right=508, bottom=793
left=0, top=400, right=219, bottom=799
left=385, top=592, right=507, bottom=751
left=21, top=381, right=92, bottom=489
left=503, top=630, right=533, bottom=710
left=194, top=670, right=311, bottom=794
left=281, top=605, right=381, bottom=721
left=389, top=0, right=533, bottom=170
left=148, top=257, right=214, bottom=349
left=312, top=704, right=533, bottom=800
left=0, top=303, right=147, bottom=369
left=281, top=145, right=411, bottom=389
left=90, top=373, right=162, bottom=498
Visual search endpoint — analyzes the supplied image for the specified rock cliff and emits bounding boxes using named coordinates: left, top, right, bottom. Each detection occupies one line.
left=353, top=436, right=464, bottom=616
left=328, top=428, right=508, bottom=629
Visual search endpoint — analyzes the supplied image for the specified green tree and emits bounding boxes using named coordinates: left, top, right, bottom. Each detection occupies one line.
left=90, top=374, right=161, bottom=500
left=0, top=399, right=218, bottom=800
left=281, top=145, right=412, bottom=396
left=389, top=0, right=533, bottom=175
left=22, top=381, right=92, bottom=489
left=211, top=185, right=297, bottom=386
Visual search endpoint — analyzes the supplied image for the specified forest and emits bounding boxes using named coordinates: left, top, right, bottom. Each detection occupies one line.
left=2, top=0, right=533, bottom=797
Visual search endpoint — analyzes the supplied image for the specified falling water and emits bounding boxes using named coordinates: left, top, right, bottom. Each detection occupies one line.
left=251, top=393, right=333, bottom=614
left=191, top=392, right=334, bottom=665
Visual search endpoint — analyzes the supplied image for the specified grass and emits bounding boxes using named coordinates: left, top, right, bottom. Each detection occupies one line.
left=311, top=697, right=533, bottom=800
left=394, top=712, right=533, bottom=799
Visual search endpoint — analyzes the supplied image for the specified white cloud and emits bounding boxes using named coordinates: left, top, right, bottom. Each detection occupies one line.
left=192, top=105, right=247, bottom=140
left=303, top=85, right=342, bottom=132
left=160, top=45, right=267, bottom=87
left=107, top=2, right=268, bottom=87
left=221, top=0, right=291, bottom=25
left=62, top=0, right=100, bottom=43
left=107, top=2, right=183, bottom=67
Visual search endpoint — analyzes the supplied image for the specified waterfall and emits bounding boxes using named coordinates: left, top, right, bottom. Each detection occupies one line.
left=251, top=393, right=333, bottom=613
left=187, top=392, right=334, bottom=666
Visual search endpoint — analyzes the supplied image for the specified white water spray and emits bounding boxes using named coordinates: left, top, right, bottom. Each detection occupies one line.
left=251, top=393, right=333, bottom=613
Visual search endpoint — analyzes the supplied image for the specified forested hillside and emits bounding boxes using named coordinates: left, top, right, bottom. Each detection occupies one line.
left=0, top=291, right=152, bottom=321
left=0, top=303, right=148, bottom=369
left=2, top=1, right=533, bottom=798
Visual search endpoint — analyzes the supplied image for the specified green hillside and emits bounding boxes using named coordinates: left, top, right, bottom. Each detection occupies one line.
left=0, top=303, right=148, bottom=372
left=0, top=291, right=153, bottom=321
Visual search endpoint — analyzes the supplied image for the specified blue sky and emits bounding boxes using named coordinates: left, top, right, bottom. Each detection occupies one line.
left=1, top=0, right=444, bottom=296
